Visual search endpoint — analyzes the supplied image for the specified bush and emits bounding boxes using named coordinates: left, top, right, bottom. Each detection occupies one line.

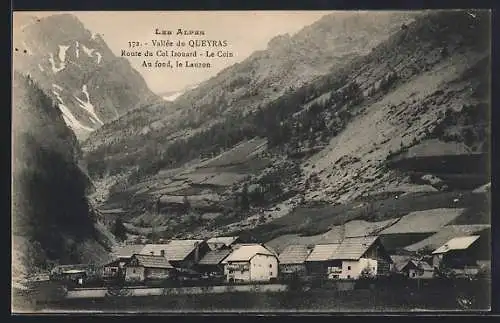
left=359, top=265, right=376, bottom=280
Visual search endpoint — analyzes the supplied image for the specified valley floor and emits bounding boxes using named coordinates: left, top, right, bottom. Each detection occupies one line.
left=13, top=278, right=490, bottom=313
left=19, top=288, right=488, bottom=313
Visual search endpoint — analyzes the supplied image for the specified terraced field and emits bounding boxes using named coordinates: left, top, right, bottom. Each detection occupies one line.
left=258, top=189, right=489, bottom=254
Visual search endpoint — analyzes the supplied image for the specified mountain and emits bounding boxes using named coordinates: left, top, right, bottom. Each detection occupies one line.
left=82, top=10, right=490, bottom=248
left=12, top=72, right=113, bottom=285
left=160, top=90, right=185, bottom=102
left=82, top=11, right=419, bottom=180
left=12, top=13, right=161, bottom=141
left=159, top=83, right=200, bottom=102
left=175, top=12, right=420, bottom=115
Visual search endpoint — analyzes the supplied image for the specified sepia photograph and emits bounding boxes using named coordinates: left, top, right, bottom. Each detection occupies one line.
left=11, top=9, right=491, bottom=314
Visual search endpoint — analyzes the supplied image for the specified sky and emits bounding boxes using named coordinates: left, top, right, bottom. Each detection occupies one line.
left=22, top=11, right=333, bottom=94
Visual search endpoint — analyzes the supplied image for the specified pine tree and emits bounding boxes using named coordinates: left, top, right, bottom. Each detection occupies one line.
left=112, top=218, right=127, bottom=241
left=241, top=184, right=250, bottom=211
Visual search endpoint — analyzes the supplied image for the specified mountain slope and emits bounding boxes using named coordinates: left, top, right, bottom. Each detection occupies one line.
left=85, top=10, right=490, bottom=249
left=12, top=72, right=113, bottom=284
left=176, top=12, right=420, bottom=115
left=12, top=13, right=160, bottom=140
left=226, top=9, right=491, bottom=244
left=82, top=11, right=418, bottom=177
left=298, top=10, right=490, bottom=203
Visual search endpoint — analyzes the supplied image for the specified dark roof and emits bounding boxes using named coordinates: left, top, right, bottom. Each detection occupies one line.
left=198, top=249, right=232, bottom=265
left=278, top=245, right=311, bottom=264
left=207, top=236, right=239, bottom=249
left=104, top=259, right=122, bottom=267
left=391, top=255, right=411, bottom=271
left=330, top=236, right=380, bottom=260
left=129, top=254, right=174, bottom=269
left=397, top=260, right=433, bottom=272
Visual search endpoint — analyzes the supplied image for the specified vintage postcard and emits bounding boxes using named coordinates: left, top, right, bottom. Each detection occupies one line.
left=11, top=10, right=491, bottom=314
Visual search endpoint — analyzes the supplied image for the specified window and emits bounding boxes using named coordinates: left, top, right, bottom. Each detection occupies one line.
left=160, top=250, right=165, bottom=257
left=347, top=275, right=351, bottom=279
left=133, top=269, right=136, bottom=274
left=347, top=266, right=351, bottom=270
left=269, top=264, right=272, bottom=268
left=270, top=272, right=273, bottom=276
left=412, top=272, right=416, bottom=277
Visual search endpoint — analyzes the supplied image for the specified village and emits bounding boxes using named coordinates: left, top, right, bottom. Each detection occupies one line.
left=48, top=231, right=490, bottom=292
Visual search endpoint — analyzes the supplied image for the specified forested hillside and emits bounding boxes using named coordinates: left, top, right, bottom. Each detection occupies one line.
left=12, top=72, right=112, bottom=282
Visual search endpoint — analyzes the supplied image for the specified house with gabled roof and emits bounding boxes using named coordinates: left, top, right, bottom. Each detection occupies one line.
left=124, top=254, right=175, bottom=283
left=305, top=243, right=341, bottom=278
left=196, top=248, right=232, bottom=277
left=329, top=236, right=393, bottom=280
left=396, top=259, right=434, bottom=279
left=305, top=236, right=392, bottom=280
left=111, top=244, right=146, bottom=261
left=222, top=244, right=278, bottom=282
left=432, top=233, right=490, bottom=275
left=139, top=239, right=210, bottom=269
left=103, top=244, right=146, bottom=280
left=278, top=244, right=312, bottom=278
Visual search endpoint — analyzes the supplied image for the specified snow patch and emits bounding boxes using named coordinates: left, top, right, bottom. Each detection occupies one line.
left=161, top=83, right=199, bottom=101
left=48, top=53, right=66, bottom=73
left=163, top=91, right=183, bottom=101
left=95, top=52, right=102, bottom=64
left=58, top=45, right=70, bottom=62
left=52, top=90, right=94, bottom=132
left=74, top=84, right=104, bottom=126
left=52, top=83, right=63, bottom=91
left=52, top=90, right=64, bottom=104
left=81, top=44, right=95, bottom=56
left=75, top=41, right=80, bottom=58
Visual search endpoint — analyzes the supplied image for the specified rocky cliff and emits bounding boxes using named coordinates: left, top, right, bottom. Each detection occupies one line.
left=13, top=13, right=160, bottom=141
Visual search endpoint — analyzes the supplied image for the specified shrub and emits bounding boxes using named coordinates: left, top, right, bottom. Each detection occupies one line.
left=359, top=265, right=376, bottom=280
